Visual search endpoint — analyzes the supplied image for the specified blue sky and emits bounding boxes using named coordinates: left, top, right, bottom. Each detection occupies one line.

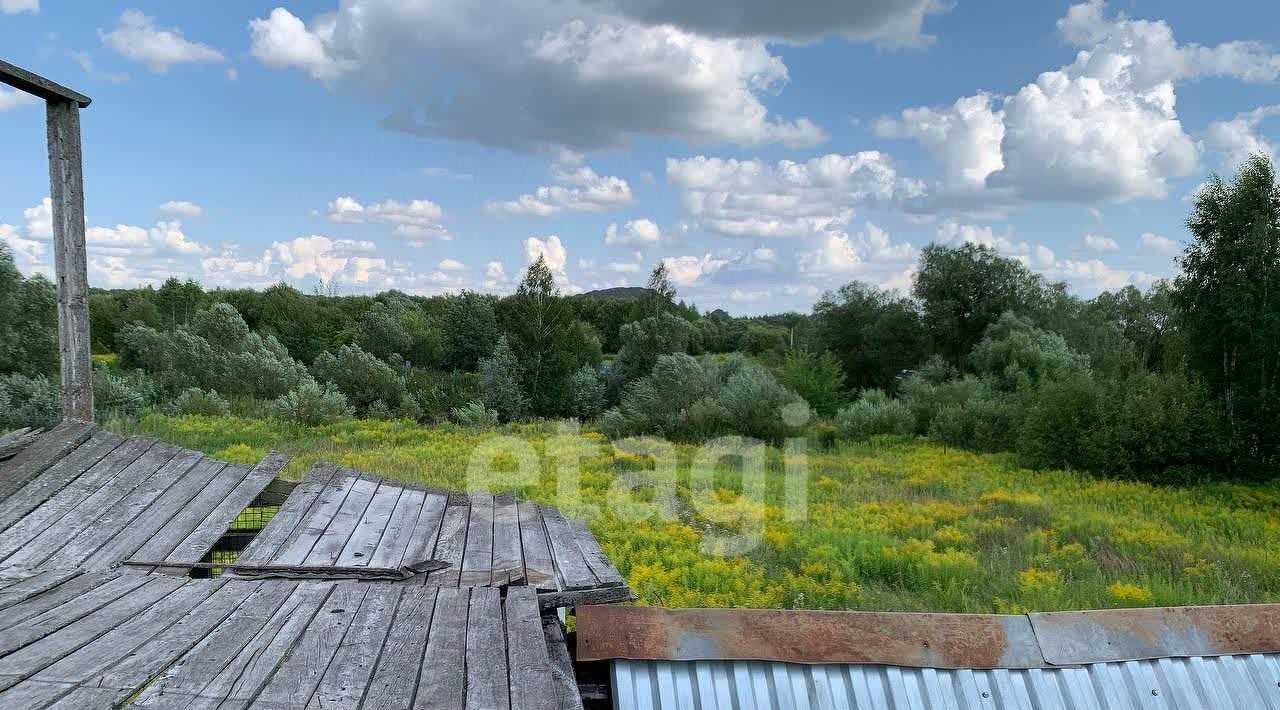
left=1, top=1, right=1277, bottom=314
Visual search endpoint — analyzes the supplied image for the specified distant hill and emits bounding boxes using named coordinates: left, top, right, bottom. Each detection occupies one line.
left=576, top=286, right=650, bottom=300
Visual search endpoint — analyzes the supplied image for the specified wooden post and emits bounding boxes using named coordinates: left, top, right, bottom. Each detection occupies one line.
left=46, top=99, right=94, bottom=423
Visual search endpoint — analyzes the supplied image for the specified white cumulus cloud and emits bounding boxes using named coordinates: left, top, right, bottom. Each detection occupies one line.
left=488, top=164, right=632, bottom=216
left=325, top=196, right=449, bottom=244
left=604, top=218, right=662, bottom=246
left=100, top=10, right=225, bottom=73
left=159, top=201, right=204, bottom=218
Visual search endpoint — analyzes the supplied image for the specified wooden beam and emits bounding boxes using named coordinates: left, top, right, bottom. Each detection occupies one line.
left=46, top=99, right=94, bottom=423
left=0, top=59, right=91, bottom=107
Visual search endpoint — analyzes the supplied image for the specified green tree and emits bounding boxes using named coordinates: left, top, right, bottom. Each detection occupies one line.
left=914, top=243, right=1050, bottom=368
left=609, top=312, right=695, bottom=393
left=813, top=281, right=928, bottom=390
left=479, top=335, right=526, bottom=422
left=1173, top=154, right=1280, bottom=465
left=780, top=349, right=848, bottom=417
left=439, top=291, right=499, bottom=371
left=0, top=250, right=59, bottom=377
left=502, top=256, right=583, bottom=415
left=638, top=262, right=677, bottom=319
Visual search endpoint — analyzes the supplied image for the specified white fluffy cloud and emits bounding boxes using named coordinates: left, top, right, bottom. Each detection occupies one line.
left=881, top=1, right=1280, bottom=207
left=1084, top=234, right=1119, bottom=252
left=662, top=253, right=728, bottom=286
left=667, top=152, right=921, bottom=238
left=203, top=236, right=387, bottom=288
left=797, top=222, right=915, bottom=275
left=1139, top=232, right=1179, bottom=255
left=1, top=224, right=44, bottom=264
left=159, top=201, right=204, bottom=218
left=326, top=196, right=449, bottom=244
left=100, top=10, right=225, bottom=73
left=483, top=261, right=509, bottom=290
left=524, top=235, right=577, bottom=291
left=0, top=0, right=37, bottom=15
left=0, top=87, right=37, bottom=112
left=1204, top=105, right=1279, bottom=170
left=604, top=218, right=662, bottom=246
left=247, top=2, right=831, bottom=151
left=437, top=258, right=466, bottom=271
left=24, top=198, right=52, bottom=239
left=488, top=164, right=632, bottom=216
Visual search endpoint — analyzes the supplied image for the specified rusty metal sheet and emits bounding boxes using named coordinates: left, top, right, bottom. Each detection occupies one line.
left=575, top=605, right=1046, bottom=669
left=1030, top=604, right=1280, bottom=665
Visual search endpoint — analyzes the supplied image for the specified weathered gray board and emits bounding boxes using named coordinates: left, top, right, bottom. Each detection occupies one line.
left=216, top=463, right=632, bottom=607
left=0, top=428, right=281, bottom=571
left=0, top=571, right=580, bottom=710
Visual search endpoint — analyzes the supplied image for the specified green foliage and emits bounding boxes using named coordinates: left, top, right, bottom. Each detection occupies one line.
left=1174, top=154, right=1280, bottom=467
left=609, top=312, right=696, bottom=393
left=93, top=368, right=158, bottom=418
left=927, top=393, right=1022, bottom=453
left=352, top=297, right=443, bottom=367
left=116, top=303, right=308, bottom=399
left=0, top=246, right=59, bottom=377
left=501, top=256, right=592, bottom=415
left=271, top=380, right=351, bottom=425
left=409, top=370, right=481, bottom=422
left=602, top=353, right=804, bottom=442
left=814, top=281, right=928, bottom=390
left=570, top=364, right=606, bottom=420
left=172, top=387, right=232, bottom=417
left=914, top=243, right=1051, bottom=368
left=439, top=291, right=500, bottom=371
left=740, top=323, right=787, bottom=356
left=836, top=389, right=915, bottom=439
left=0, top=373, right=60, bottom=429
left=311, top=343, right=417, bottom=418
left=450, top=400, right=500, bottom=429
left=970, top=312, right=1091, bottom=392
left=780, top=349, right=848, bottom=417
left=479, top=336, right=527, bottom=422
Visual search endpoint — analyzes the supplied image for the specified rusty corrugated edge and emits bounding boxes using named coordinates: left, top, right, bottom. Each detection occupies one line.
left=576, top=603, right=1280, bottom=669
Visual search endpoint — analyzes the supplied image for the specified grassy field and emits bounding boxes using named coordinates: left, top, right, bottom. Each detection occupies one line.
left=107, top=413, right=1280, bottom=612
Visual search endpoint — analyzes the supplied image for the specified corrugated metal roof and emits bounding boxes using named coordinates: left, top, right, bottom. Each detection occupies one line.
left=611, top=655, right=1280, bottom=710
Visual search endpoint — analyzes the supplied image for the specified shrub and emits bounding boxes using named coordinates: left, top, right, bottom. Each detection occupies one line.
left=116, top=303, right=307, bottom=399
left=272, top=380, right=352, bottom=425
left=479, top=336, right=526, bottom=422
left=570, top=364, right=606, bottom=420
left=609, top=312, right=696, bottom=392
left=93, top=369, right=157, bottom=418
left=602, top=354, right=805, bottom=442
left=926, top=393, right=1022, bottom=453
left=780, top=349, right=848, bottom=417
left=312, top=344, right=417, bottom=417
left=971, top=312, right=1090, bottom=392
left=835, top=389, right=915, bottom=440
left=1016, top=373, right=1108, bottom=471
left=440, top=292, right=500, bottom=372
left=898, top=373, right=986, bottom=433
left=0, top=373, right=60, bottom=429
left=171, top=387, right=232, bottom=417
left=450, top=400, right=500, bottom=429
left=410, top=370, right=482, bottom=422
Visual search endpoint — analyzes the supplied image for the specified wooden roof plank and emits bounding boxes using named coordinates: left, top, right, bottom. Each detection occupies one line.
left=159, top=451, right=287, bottom=565
left=569, top=518, right=625, bottom=587
left=0, top=59, right=91, bottom=107
left=3, top=442, right=180, bottom=569
left=0, top=427, right=42, bottom=461
left=366, top=487, right=426, bottom=569
left=460, top=492, right=495, bottom=587
left=251, top=583, right=370, bottom=707
left=413, top=587, right=468, bottom=708
left=0, top=437, right=154, bottom=562
left=465, top=586, right=511, bottom=710
left=268, top=466, right=360, bottom=567
left=46, top=447, right=202, bottom=569
left=358, top=586, right=437, bottom=710
left=128, top=461, right=236, bottom=565
left=0, top=421, right=95, bottom=502
left=0, top=575, right=186, bottom=682
left=235, top=462, right=339, bottom=566
left=541, top=507, right=597, bottom=591
left=304, top=585, right=401, bottom=708
left=398, top=491, right=447, bottom=573
left=125, top=579, right=305, bottom=704
left=0, top=572, right=130, bottom=640
left=0, top=431, right=124, bottom=534
left=518, top=502, right=558, bottom=592
left=304, top=471, right=380, bottom=566
left=422, top=502, right=469, bottom=588
left=335, top=481, right=403, bottom=567
left=505, top=586, right=553, bottom=710
left=492, top=493, right=524, bottom=584
left=32, top=578, right=224, bottom=685
left=90, top=579, right=265, bottom=694
left=0, top=567, right=84, bottom=615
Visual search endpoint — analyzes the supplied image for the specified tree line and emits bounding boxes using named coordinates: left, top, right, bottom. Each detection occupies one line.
left=1, top=155, right=1276, bottom=482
